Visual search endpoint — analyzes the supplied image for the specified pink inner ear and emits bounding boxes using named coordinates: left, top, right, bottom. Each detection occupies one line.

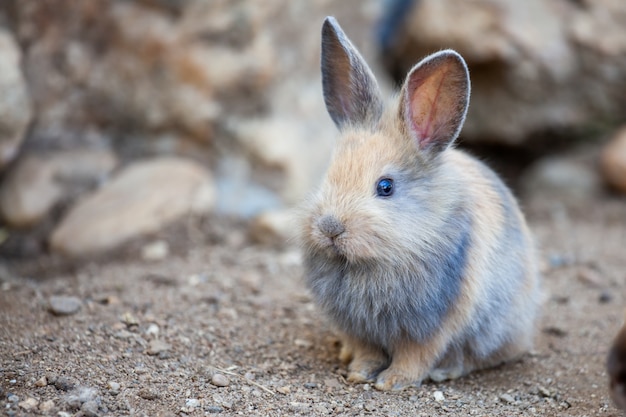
left=406, top=60, right=465, bottom=150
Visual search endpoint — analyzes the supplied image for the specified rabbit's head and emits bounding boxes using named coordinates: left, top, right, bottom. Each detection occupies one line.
left=301, top=17, right=471, bottom=266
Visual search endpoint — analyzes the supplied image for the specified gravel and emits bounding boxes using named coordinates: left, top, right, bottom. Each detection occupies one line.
left=1, top=201, right=625, bottom=416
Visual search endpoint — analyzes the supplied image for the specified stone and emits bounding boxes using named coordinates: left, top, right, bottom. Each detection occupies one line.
left=49, top=295, right=82, bottom=316
left=382, top=0, right=626, bottom=144
left=249, top=209, right=297, bottom=247
left=54, top=376, right=77, bottom=391
left=18, top=397, right=38, bottom=411
left=107, top=381, right=120, bottom=395
left=433, top=390, right=445, bottom=402
left=499, top=393, right=516, bottom=404
left=39, top=400, right=55, bottom=412
left=520, top=150, right=602, bottom=204
left=138, top=388, right=159, bottom=400
left=0, top=150, right=117, bottom=228
left=50, top=157, right=215, bottom=257
left=0, top=29, right=32, bottom=169
left=601, top=127, right=626, bottom=193
left=211, top=373, right=230, bottom=387
left=141, top=240, right=169, bottom=261
left=34, top=376, right=48, bottom=387
left=146, top=339, right=171, bottom=356
left=0, top=156, right=62, bottom=227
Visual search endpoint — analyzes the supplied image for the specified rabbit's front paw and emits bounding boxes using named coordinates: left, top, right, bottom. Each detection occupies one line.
left=374, top=367, right=422, bottom=391
left=347, top=358, right=387, bottom=383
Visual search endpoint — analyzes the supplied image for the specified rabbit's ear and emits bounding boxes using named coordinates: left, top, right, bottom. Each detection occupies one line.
left=401, top=50, right=470, bottom=154
left=321, top=17, right=383, bottom=129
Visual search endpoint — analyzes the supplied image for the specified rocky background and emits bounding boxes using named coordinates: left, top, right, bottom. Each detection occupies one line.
left=0, top=0, right=625, bottom=261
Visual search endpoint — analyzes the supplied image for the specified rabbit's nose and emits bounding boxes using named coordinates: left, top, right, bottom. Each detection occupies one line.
left=317, top=215, right=345, bottom=238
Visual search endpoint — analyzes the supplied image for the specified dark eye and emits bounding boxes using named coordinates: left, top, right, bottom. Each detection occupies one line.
left=376, top=178, right=394, bottom=197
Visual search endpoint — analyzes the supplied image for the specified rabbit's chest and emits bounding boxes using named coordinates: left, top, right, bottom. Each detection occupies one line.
left=306, top=247, right=468, bottom=348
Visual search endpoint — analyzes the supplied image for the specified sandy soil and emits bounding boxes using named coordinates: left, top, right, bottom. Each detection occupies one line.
left=1, top=196, right=626, bottom=416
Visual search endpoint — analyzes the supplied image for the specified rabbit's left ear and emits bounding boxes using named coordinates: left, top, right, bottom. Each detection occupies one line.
left=400, top=50, right=470, bottom=154
left=321, top=17, right=384, bottom=129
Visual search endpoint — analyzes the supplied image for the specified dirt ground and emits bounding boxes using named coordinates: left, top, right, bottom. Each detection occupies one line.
left=1, top=193, right=626, bottom=416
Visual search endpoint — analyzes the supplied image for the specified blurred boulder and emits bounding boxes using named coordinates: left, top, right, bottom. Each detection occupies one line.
left=520, top=147, right=603, bottom=206
left=50, top=157, right=215, bottom=258
left=381, top=0, right=626, bottom=144
left=0, top=28, right=32, bottom=169
left=0, top=150, right=117, bottom=227
left=601, top=127, right=626, bottom=193
left=9, top=1, right=276, bottom=146
left=249, top=209, right=297, bottom=247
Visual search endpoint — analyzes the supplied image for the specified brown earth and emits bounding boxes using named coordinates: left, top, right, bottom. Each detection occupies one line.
left=1, top=194, right=625, bottom=416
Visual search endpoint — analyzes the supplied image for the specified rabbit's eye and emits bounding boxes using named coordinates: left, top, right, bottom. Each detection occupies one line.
left=376, top=178, right=394, bottom=197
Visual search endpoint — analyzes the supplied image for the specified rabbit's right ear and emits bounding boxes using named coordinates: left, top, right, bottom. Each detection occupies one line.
left=321, top=17, right=383, bottom=129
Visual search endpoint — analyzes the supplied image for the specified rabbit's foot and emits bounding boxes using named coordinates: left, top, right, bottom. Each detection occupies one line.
left=374, top=367, right=422, bottom=391
left=347, top=358, right=388, bottom=383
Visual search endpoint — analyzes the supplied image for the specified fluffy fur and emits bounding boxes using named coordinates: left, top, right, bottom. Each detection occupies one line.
left=299, top=16, right=542, bottom=391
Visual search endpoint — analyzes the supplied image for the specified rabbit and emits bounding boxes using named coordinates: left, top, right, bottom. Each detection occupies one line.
left=298, top=16, right=542, bottom=391
left=608, top=311, right=626, bottom=410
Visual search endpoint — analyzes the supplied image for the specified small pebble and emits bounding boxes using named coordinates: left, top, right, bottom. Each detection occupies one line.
left=207, top=405, right=223, bottom=413
left=138, top=388, right=159, bottom=400
left=433, top=390, right=445, bottom=402
left=145, top=323, right=160, bottom=338
left=107, top=381, right=120, bottom=395
left=54, top=376, right=77, bottom=391
left=49, top=295, right=82, bottom=316
left=543, top=326, right=568, bottom=337
left=185, top=398, right=200, bottom=408
left=35, top=376, right=47, bottom=387
left=500, top=393, right=515, bottom=404
left=141, top=240, right=169, bottom=261
left=18, top=397, right=38, bottom=411
left=211, top=373, right=230, bottom=387
left=146, top=339, right=171, bottom=356
left=8, top=394, right=19, bottom=402
left=599, top=290, right=612, bottom=304
left=121, top=312, right=139, bottom=326
left=537, top=385, right=552, bottom=398
left=39, top=399, right=55, bottom=412
left=304, top=382, right=317, bottom=389
left=277, top=386, right=291, bottom=394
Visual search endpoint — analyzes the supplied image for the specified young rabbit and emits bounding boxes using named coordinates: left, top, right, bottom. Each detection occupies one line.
left=299, top=16, right=542, bottom=391
left=608, top=311, right=626, bottom=410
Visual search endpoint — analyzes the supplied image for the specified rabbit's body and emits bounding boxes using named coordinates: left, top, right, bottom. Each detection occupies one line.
left=300, top=17, right=541, bottom=391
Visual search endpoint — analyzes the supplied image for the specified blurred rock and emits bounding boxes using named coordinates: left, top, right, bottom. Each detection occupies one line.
left=601, top=127, right=626, bottom=193
left=50, top=157, right=215, bottom=258
left=520, top=148, right=603, bottom=203
left=0, top=29, right=32, bottom=169
left=249, top=209, right=297, bottom=247
left=8, top=1, right=276, bottom=145
left=0, top=150, right=117, bottom=227
left=382, top=0, right=626, bottom=144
